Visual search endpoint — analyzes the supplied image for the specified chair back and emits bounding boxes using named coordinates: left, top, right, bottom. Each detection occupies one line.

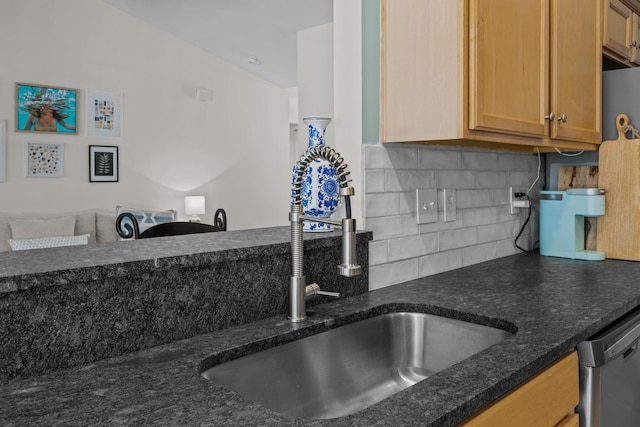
left=116, top=208, right=227, bottom=239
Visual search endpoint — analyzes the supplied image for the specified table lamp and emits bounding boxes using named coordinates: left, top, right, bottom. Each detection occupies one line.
left=185, top=196, right=205, bottom=222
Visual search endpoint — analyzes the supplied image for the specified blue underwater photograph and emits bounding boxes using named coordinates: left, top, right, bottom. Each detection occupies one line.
left=16, top=84, right=77, bottom=134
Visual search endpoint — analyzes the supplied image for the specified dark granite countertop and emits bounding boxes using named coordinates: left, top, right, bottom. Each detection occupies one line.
left=3, top=253, right=640, bottom=426
left=0, top=226, right=366, bottom=293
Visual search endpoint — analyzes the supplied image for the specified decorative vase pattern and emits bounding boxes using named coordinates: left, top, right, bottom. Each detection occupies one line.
left=301, top=117, right=340, bottom=232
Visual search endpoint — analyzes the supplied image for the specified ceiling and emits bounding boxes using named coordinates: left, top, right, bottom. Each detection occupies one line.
left=101, top=0, right=333, bottom=88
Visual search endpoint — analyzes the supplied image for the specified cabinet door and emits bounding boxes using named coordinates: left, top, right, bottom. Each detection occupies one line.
left=380, top=0, right=461, bottom=143
left=632, top=13, right=640, bottom=64
left=551, top=0, right=601, bottom=143
left=469, top=0, right=549, bottom=138
left=459, top=352, right=579, bottom=427
left=603, top=0, right=633, bottom=59
left=555, top=413, right=579, bottom=427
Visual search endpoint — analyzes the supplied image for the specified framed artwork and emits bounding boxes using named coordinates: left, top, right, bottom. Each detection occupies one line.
left=25, top=142, right=64, bottom=177
left=86, top=90, right=122, bottom=138
left=0, top=119, right=5, bottom=182
left=16, top=83, right=78, bottom=134
left=89, top=145, right=119, bottom=182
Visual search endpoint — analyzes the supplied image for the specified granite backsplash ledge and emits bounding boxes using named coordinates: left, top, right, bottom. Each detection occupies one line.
left=0, top=227, right=371, bottom=382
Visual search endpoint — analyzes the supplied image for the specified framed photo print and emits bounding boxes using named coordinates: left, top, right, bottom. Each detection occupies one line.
left=16, top=83, right=78, bottom=134
left=25, top=142, right=64, bottom=177
left=86, top=90, right=122, bottom=138
left=89, top=145, right=119, bottom=182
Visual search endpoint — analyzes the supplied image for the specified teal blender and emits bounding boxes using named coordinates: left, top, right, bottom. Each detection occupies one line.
left=539, top=188, right=606, bottom=261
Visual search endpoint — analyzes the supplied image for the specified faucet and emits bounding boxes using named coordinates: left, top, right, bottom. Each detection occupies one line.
left=289, top=144, right=361, bottom=322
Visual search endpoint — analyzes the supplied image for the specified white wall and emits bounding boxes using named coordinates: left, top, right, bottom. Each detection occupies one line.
left=0, top=0, right=291, bottom=230
left=296, top=23, right=334, bottom=158
left=333, top=0, right=363, bottom=225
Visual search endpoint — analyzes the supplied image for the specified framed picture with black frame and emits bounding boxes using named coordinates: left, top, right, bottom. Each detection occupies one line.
left=89, top=145, right=118, bottom=182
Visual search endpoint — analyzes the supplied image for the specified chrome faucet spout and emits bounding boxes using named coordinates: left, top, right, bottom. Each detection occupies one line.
left=289, top=145, right=361, bottom=322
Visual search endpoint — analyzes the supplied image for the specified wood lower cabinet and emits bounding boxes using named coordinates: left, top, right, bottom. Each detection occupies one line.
left=458, top=351, right=579, bottom=427
left=380, top=0, right=601, bottom=152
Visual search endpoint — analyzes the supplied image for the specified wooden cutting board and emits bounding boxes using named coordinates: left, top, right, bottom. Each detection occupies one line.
left=557, top=165, right=599, bottom=251
left=597, top=113, right=640, bottom=260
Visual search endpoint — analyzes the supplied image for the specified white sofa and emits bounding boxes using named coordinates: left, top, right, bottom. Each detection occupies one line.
left=0, top=210, right=117, bottom=252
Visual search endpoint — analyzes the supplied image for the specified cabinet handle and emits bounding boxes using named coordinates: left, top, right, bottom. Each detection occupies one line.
left=557, top=114, right=567, bottom=123
left=630, top=41, right=639, bottom=48
left=545, top=112, right=555, bottom=121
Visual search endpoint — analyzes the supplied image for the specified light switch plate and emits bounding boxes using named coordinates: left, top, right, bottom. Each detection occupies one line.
left=443, top=188, right=456, bottom=222
left=417, top=188, right=438, bottom=224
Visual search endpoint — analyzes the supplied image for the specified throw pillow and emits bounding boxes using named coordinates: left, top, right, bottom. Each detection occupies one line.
left=8, top=216, right=76, bottom=239
left=116, top=206, right=177, bottom=239
left=8, top=234, right=90, bottom=251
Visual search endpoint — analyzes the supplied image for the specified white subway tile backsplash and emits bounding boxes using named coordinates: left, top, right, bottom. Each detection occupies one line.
left=436, top=170, right=475, bottom=189
left=364, top=144, right=543, bottom=290
left=364, top=170, right=386, bottom=193
left=497, top=237, right=521, bottom=258
left=508, top=170, right=540, bottom=188
left=462, top=206, right=500, bottom=227
left=365, top=215, right=419, bottom=240
left=369, top=258, right=419, bottom=290
left=462, top=152, right=498, bottom=170
left=385, top=170, right=436, bottom=192
left=419, top=249, right=464, bottom=277
left=365, top=193, right=400, bottom=218
left=419, top=149, right=462, bottom=170
left=364, top=144, right=419, bottom=169
left=438, top=227, right=477, bottom=251
left=463, top=242, right=498, bottom=266
left=477, top=220, right=520, bottom=244
left=398, top=191, right=417, bottom=215
left=456, top=189, right=496, bottom=209
left=388, top=233, right=439, bottom=262
left=369, top=240, right=389, bottom=265
left=497, top=153, right=539, bottom=170
left=473, top=171, right=508, bottom=189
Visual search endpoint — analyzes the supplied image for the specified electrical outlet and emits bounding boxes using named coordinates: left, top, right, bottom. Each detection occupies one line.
left=443, top=188, right=456, bottom=222
left=509, top=187, right=517, bottom=214
left=417, top=188, right=438, bottom=224
left=509, top=186, right=529, bottom=214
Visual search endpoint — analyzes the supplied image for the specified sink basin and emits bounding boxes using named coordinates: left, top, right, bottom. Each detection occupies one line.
left=200, top=311, right=513, bottom=419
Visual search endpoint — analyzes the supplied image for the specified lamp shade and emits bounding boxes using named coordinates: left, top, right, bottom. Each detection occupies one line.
left=185, top=196, right=206, bottom=215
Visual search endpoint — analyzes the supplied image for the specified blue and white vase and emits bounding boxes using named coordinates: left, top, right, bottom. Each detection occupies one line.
left=302, top=117, right=340, bottom=232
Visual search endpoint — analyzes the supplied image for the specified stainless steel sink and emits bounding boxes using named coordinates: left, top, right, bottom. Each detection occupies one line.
left=200, top=312, right=513, bottom=419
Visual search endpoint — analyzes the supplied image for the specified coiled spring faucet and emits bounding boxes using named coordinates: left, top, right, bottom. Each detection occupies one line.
left=289, top=145, right=361, bottom=322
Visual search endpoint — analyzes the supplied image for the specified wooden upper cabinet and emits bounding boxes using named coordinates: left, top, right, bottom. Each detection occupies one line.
left=469, top=0, right=549, bottom=138
left=633, top=13, right=640, bottom=63
left=380, top=0, right=462, bottom=143
left=551, top=0, right=602, bottom=143
left=603, top=0, right=640, bottom=65
left=470, top=0, right=601, bottom=144
left=603, top=0, right=634, bottom=59
left=380, top=0, right=601, bottom=152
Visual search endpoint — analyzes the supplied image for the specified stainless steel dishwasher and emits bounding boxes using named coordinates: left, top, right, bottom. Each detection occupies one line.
left=577, top=308, right=640, bottom=427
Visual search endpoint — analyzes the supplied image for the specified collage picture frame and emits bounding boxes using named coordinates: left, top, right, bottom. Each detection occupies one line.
left=25, top=142, right=64, bottom=177
left=86, top=90, right=123, bottom=138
